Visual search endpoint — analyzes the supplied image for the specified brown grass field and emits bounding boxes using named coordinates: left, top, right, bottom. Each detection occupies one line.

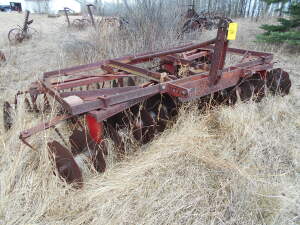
left=0, top=12, right=299, bottom=225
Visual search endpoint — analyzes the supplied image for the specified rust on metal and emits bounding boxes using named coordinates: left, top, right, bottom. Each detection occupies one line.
left=64, top=4, right=97, bottom=29
left=181, top=6, right=229, bottom=35
left=48, top=141, right=83, bottom=188
left=267, top=68, right=292, bottom=95
left=3, top=101, right=13, bottom=131
left=8, top=10, right=35, bottom=44
left=86, top=4, right=96, bottom=28
left=69, top=129, right=88, bottom=155
left=106, top=124, right=125, bottom=160
left=0, top=51, right=6, bottom=62
left=4, top=19, right=292, bottom=188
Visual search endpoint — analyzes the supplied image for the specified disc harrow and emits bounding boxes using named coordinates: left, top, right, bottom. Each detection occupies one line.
left=3, top=19, right=291, bottom=188
left=64, top=4, right=96, bottom=30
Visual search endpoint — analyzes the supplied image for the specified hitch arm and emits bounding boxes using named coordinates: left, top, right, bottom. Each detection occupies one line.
left=208, top=19, right=230, bottom=86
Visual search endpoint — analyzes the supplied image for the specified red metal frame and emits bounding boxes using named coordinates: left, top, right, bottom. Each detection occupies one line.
left=18, top=19, right=274, bottom=145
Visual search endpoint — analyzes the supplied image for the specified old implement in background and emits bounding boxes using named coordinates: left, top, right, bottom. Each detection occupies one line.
left=64, top=4, right=96, bottom=29
left=8, top=10, right=37, bottom=44
left=181, top=4, right=227, bottom=35
left=3, top=19, right=291, bottom=188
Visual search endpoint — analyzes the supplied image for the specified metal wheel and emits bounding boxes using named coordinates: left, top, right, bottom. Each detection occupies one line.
left=81, top=19, right=91, bottom=26
left=8, top=28, right=25, bottom=44
left=182, top=19, right=202, bottom=34
left=72, top=19, right=86, bottom=30
left=247, top=74, right=266, bottom=102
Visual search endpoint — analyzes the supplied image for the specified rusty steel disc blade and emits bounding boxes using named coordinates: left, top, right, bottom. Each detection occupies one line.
left=249, top=76, right=266, bottom=102
left=214, top=91, right=231, bottom=105
left=162, top=95, right=178, bottom=118
left=107, top=123, right=125, bottom=160
left=101, top=141, right=108, bottom=156
left=29, top=93, right=39, bottom=113
left=43, top=94, right=51, bottom=111
left=132, top=109, right=156, bottom=144
left=70, top=126, right=107, bottom=172
left=101, top=140, right=108, bottom=156
left=156, top=106, right=169, bottom=133
left=89, top=141, right=106, bottom=173
left=132, top=118, right=143, bottom=143
left=24, top=97, right=32, bottom=111
left=127, top=77, right=136, bottom=86
left=3, top=101, right=13, bottom=131
left=48, top=141, right=83, bottom=188
left=237, top=80, right=253, bottom=101
left=267, top=68, right=291, bottom=95
left=145, top=96, right=170, bottom=132
left=69, top=129, right=88, bottom=155
left=142, top=109, right=156, bottom=142
left=69, top=128, right=107, bottom=171
left=54, top=128, right=69, bottom=147
left=227, top=88, right=238, bottom=105
left=112, top=80, right=118, bottom=88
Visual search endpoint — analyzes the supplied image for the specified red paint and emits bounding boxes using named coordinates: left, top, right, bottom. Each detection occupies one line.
left=163, top=63, right=176, bottom=74
left=86, top=114, right=103, bottom=143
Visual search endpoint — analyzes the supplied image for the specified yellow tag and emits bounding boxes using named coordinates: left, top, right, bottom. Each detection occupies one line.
left=227, top=23, right=238, bottom=40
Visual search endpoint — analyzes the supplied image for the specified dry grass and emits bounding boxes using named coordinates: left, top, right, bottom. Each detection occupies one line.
left=0, top=12, right=299, bottom=225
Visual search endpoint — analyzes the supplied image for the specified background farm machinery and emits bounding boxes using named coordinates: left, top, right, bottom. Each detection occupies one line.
left=64, top=4, right=96, bottom=29
left=3, top=19, right=291, bottom=188
left=8, top=10, right=37, bottom=44
left=182, top=8, right=225, bottom=34
left=64, top=4, right=123, bottom=31
left=181, top=1, right=228, bottom=35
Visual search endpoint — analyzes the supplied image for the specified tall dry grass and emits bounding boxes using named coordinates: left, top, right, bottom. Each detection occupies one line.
left=0, top=12, right=299, bottom=225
